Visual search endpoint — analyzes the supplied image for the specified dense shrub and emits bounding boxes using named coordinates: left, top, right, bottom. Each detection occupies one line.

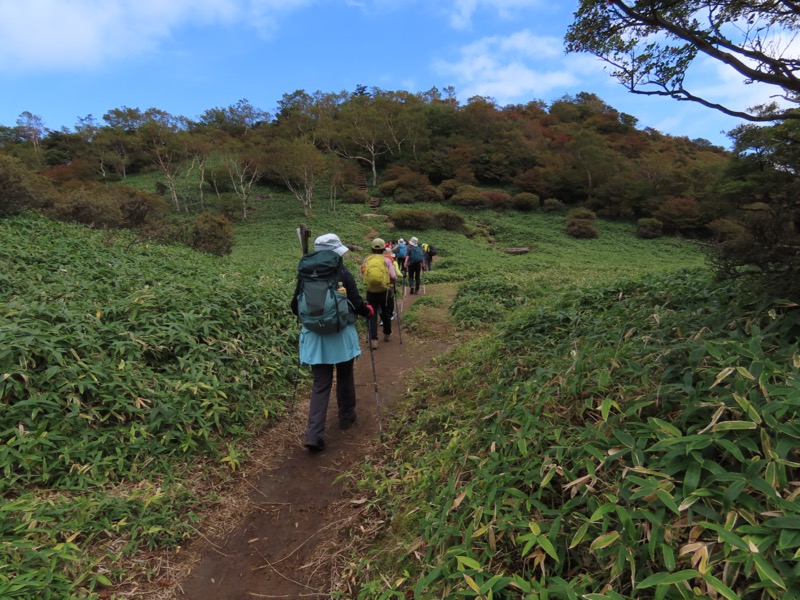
left=378, top=179, right=400, bottom=197
left=190, top=212, right=235, bottom=255
left=483, top=190, right=511, bottom=210
left=394, top=189, right=416, bottom=204
left=566, top=217, right=599, bottom=238
left=450, top=185, right=488, bottom=208
left=511, top=192, right=540, bottom=211
left=390, top=208, right=434, bottom=230
left=567, top=207, right=596, bottom=221
left=111, top=185, right=170, bottom=228
left=438, top=179, right=460, bottom=199
left=339, top=186, right=368, bottom=204
left=636, top=217, right=664, bottom=239
left=46, top=184, right=124, bottom=229
left=432, top=209, right=466, bottom=231
left=542, top=197, right=564, bottom=212
left=0, top=154, right=58, bottom=216
left=656, top=196, right=704, bottom=231
left=41, top=159, right=95, bottom=184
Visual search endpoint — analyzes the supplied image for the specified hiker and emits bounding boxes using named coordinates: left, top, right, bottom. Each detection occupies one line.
left=393, top=238, right=408, bottom=278
left=361, top=237, right=397, bottom=349
left=405, top=236, right=426, bottom=295
left=291, top=233, right=374, bottom=452
left=422, top=241, right=436, bottom=271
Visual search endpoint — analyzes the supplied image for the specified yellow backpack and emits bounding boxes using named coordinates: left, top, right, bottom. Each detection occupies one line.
left=363, top=254, right=390, bottom=292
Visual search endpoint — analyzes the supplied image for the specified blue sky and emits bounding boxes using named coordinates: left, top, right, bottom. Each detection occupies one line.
left=0, top=1, right=781, bottom=149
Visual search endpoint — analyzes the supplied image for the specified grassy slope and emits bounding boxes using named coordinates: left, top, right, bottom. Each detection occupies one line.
left=1, top=190, right=724, bottom=598
left=350, top=273, right=800, bottom=597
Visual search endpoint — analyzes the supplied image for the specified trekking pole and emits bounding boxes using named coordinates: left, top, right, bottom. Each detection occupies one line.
left=393, top=285, right=403, bottom=345
left=422, top=270, right=427, bottom=295
left=289, top=328, right=305, bottom=433
left=365, top=327, right=384, bottom=441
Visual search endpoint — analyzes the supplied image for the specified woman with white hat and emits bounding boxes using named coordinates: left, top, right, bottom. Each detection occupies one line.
left=290, top=233, right=374, bottom=451
left=404, top=236, right=425, bottom=294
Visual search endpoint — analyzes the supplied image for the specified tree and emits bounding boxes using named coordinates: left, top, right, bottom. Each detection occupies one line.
left=15, top=112, right=47, bottom=166
left=566, top=1, right=800, bottom=122
left=196, top=99, right=269, bottom=137
left=317, top=89, right=391, bottom=186
left=266, top=138, right=327, bottom=217
left=220, top=138, right=264, bottom=220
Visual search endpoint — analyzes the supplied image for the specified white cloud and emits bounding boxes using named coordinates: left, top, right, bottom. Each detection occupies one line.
left=0, top=0, right=312, bottom=71
left=434, top=30, right=585, bottom=103
left=446, top=0, right=545, bottom=29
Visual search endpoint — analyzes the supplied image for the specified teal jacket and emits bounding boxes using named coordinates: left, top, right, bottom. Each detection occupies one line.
left=290, top=263, right=369, bottom=365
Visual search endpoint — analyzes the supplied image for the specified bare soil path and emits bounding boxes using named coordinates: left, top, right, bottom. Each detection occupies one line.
left=132, top=287, right=454, bottom=600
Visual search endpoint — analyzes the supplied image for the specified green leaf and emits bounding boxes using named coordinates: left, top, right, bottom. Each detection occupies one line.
left=638, top=570, right=699, bottom=589
left=655, top=489, right=680, bottom=515
left=763, top=516, right=800, bottom=530
left=590, top=531, right=620, bottom=551
left=701, top=572, right=740, bottom=600
left=455, top=555, right=482, bottom=571
left=753, top=554, right=787, bottom=590
left=712, top=421, right=758, bottom=431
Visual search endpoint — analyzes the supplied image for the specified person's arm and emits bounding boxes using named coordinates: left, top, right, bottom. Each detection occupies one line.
left=385, top=256, right=397, bottom=282
left=290, top=279, right=301, bottom=316
left=341, top=266, right=372, bottom=317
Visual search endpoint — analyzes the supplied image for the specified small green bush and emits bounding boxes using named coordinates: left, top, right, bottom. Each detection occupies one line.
left=566, top=218, right=599, bottom=238
left=451, top=185, right=488, bottom=208
left=511, top=192, right=539, bottom=211
left=432, top=209, right=466, bottom=231
left=483, top=190, right=511, bottom=210
left=190, top=212, right=235, bottom=255
left=636, top=217, right=664, bottom=239
left=438, top=179, right=460, bottom=199
left=339, top=186, right=368, bottom=204
left=542, top=197, right=564, bottom=212
left=378, top=179, right=400, bottom=197
left=567, top=207, right=596, bottom=221
left=394, top=189, right=416, bottom=204
left=390, top=208, right=434, bottom=230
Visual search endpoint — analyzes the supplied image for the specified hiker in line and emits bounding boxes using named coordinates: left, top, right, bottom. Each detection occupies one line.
left=393, top=238, right=408, bottom=279
left=291, top=233, right=374, bottom=452
left=361, top=237, right=397, bottom=350
left=405, top=236, right=426, bottom=295
left=422, top=241, right=436, bottom=271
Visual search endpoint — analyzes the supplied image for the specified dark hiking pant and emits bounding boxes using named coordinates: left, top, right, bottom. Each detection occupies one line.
left=305, top=359, right=356, bottom=444
left=407, top=262, right=422, bottom=293
left=367, top=289, right=393, bottom=340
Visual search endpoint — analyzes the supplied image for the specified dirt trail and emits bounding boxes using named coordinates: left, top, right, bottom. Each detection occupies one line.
left=138, top=289, right=451, bottom=600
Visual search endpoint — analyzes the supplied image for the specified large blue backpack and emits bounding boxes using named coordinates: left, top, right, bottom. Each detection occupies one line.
left=408, top=244, right=424, bottom=265
left=296, top=250, right=356, bottom=334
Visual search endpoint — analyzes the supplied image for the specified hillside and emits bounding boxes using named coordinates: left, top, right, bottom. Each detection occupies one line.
left=2, top=197, right=797, bottom=599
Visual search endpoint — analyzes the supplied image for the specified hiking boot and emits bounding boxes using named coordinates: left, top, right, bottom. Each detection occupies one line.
left=384, top=333, right=391, bottom=342
left=304, top=438, right=325, bottom=452
left=370, top=339, right=379, bottom=350
left=339, top=413, right=357, bottom=430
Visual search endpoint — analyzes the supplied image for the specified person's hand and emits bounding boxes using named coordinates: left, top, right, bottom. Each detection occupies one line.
left=366, top=305, right=375, bottom=319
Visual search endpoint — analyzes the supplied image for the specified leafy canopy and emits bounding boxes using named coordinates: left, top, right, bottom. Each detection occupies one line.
left=566, top=1, right=800, bottom=122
